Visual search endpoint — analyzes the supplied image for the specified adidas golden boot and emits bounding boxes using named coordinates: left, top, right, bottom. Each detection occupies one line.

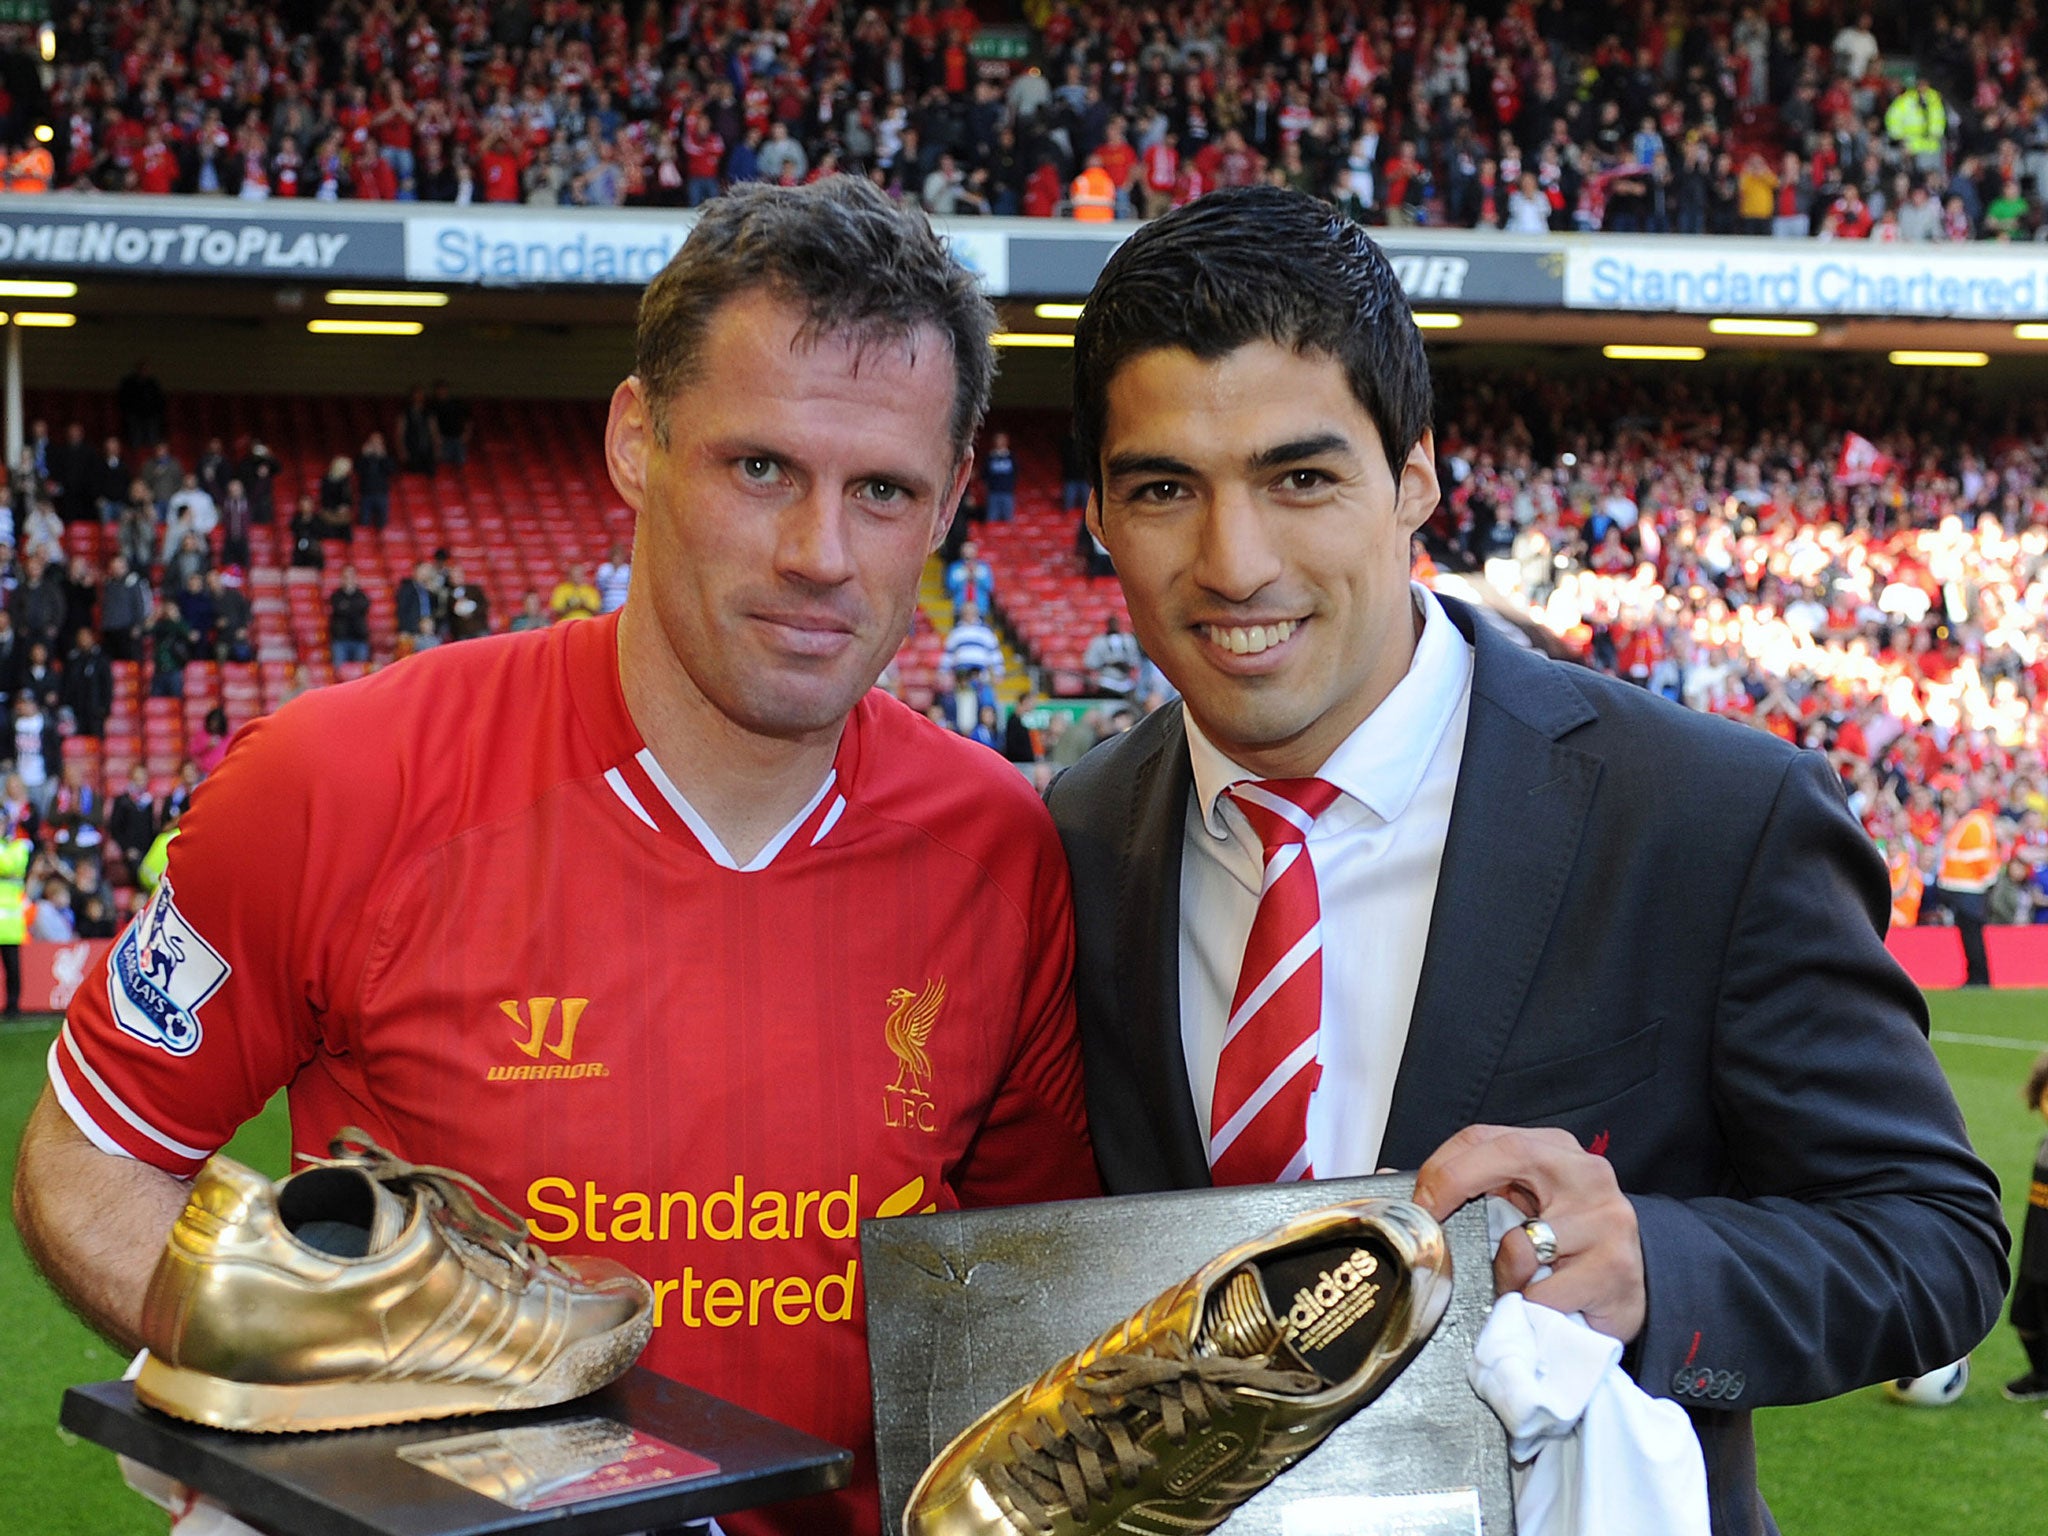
left=904, top=1197, right=1453, bottom=1535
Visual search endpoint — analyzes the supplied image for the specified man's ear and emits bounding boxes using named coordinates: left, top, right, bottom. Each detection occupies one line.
left=604, top=377, right=653, bottom=515
left=1393, top=428, right=1441, bottom=539
left=1084, top=487, right=1106, bottom=546
left=934, top=446, right=977, bottom=554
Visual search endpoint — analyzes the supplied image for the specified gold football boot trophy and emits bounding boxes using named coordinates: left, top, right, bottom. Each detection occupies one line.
left=136, top=1129, right=653, bottom=1433
left=905, top=1198, right=1452, bottom=1536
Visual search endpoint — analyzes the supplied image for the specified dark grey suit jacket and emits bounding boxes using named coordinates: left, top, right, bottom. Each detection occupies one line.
left=1047, top=596, right=2008, bottom=1536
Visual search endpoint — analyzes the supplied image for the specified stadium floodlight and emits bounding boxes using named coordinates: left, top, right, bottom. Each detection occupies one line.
left=1602, top=344, right=1705, bottom=361
left=324, top=290, right=452, bottom=308
left=308, top=318, right=425, bottom=337
left=2015, top=324, right=2048, bottom=341
left=1888, top=349, right=1988, bottom=367
left=32, top=124, right=52, bottom=144
left=991, top=332, right=1075, bottom=348
left=0, top=280, right=77, bottom=299
left=1412, top=313, right=1463, bottom=329
left=38, top=24, right=54, bottom=62
left=9, top=313, right=76, bottom=328
left=1033, top=303, right=1086, bottom=321
left=1708, top=318, right=1819, bottom=337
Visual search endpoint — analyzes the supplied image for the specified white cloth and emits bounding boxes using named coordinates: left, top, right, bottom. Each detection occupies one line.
left=1178, top=586, right=1473, bottom=1176
left=1467, top=1206, right=1710, bottom=1536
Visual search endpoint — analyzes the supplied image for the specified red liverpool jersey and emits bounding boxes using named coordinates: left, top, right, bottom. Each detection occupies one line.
left=52, top=613, right=1099, bottom=1534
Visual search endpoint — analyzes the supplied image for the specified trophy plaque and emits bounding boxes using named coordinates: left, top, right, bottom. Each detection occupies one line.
left=62, top=1365, right=851, bottom=1536
left=863, top=1174, right=1512, bottom=1536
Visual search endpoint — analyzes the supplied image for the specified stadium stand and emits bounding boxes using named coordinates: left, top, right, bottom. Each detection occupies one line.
left=25, top=391, right=625, bottom=843
left=17, top=335, right=2048, bottom=945
left=26, top=0, right=2048, bottom=237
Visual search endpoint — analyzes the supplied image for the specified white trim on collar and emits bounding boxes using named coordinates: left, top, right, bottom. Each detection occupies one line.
left=627, top=749, right=838, bottom=872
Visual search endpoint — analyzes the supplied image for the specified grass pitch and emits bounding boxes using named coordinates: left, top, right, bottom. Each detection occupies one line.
left=3, top=996, right=2045, bottom=1533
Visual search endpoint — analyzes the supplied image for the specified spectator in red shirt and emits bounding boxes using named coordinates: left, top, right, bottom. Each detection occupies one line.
left=371, top=78, right=419, bottom=190
left=1210, top=129, right=1264, bottom=189
left=136, top=128, right=177, bottom=195
left=683, top=111, right=725, bottom=206
left=1382, top=139, right=1424, bottom=225
left=1094, top=115, right=1138, bottom=210
left=1830, top=184, right=1874, bottom=238
left=1140, top=131, right=1179, bottom=218
left=1022, top=157, right=1062, bottom=218
left=478, top=128, right=523, bottom=203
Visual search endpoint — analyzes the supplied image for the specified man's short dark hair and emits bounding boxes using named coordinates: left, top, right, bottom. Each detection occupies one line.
left=1072, top=187, right=1431, bottom=488
left=636, top=178, right=996, bottom=458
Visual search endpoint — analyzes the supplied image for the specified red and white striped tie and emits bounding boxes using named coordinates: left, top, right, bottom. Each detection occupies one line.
left=1208, top=777, right=1342, bottom=1186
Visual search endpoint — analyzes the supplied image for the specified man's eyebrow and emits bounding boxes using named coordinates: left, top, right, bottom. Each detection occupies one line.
left=1104, top=451, right=1200, bottom=481
left=1246, top=433, right=1354, bottom=473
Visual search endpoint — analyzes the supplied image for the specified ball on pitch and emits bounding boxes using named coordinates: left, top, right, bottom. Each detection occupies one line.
left=1882, top=1358, right=1969, bottom=1406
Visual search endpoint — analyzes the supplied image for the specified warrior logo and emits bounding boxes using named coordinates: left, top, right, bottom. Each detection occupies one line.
left=487, top=998, right=605, bottom=1082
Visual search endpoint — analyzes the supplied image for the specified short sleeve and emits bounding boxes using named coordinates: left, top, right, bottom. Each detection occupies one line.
left=49, top=698, right=394, bottom=1174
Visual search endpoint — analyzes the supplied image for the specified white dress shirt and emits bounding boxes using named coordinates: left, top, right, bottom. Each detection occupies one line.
left=1178, top=585, right=1474, bottom=1178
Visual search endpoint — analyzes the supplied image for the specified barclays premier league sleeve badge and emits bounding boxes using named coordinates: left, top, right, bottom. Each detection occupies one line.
left=108, top=878, right=230, bottom=1057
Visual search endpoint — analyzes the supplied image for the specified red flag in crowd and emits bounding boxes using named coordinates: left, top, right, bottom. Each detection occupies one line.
left=1835, top=431, right=1897, bottom=485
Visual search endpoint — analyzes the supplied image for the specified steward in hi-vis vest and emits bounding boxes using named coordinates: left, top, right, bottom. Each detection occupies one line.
left=0, top=829, right=31, bottom=1015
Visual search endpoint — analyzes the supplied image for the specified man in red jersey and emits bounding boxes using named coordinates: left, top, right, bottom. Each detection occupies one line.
left=14, top=178, right=1099, bottom=1535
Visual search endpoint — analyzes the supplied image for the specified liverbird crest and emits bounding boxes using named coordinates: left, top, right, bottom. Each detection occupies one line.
left=885, top=978, right=946, bottom=1097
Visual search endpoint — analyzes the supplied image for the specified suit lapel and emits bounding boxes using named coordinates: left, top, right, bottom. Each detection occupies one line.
left=1116, top=704, right=1214, bottom=1188
left=1381, top=609, right=1603, bottom=1167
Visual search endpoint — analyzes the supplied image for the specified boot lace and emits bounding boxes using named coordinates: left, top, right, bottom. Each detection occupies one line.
left=986, top=1333, right=1320, bottom=1530
left=298, top=1127, right=562, bottom=1275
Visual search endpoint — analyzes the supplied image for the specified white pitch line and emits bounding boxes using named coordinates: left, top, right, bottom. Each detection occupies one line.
left=1931, top=1030, right=2048, bottom=1051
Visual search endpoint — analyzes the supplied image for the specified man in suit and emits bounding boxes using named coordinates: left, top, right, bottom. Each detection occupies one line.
left=52, top=423, right=96, bottom=525
left=0, top=610, right=25, bottom=699
left=1046, top=188, right=2006, bottom=1536
left=395, top=558, right=441, bottom=642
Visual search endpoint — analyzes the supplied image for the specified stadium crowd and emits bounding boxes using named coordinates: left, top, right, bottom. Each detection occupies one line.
left=919, top=359, right=2048, bottom=939
left=19, top=344, right=2048, bottom=962
left=1418, top=357, right=2048, bottom=928
left=20, top=347, right=2048, bottom=943
left=4, top=378, right=635, bottom=940
left=16, top=0, right=2048, bottom=239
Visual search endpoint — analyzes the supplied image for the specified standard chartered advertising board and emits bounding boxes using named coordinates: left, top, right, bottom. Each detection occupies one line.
left=6, top=195, right=2045, bottom=318
left=0, top=194, right=1564, bottom=305
left=1564, top=238, right=2048, bottom=319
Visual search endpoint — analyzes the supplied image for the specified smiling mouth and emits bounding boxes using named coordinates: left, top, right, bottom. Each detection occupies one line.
left=1200, top=619, right=1302, bottom=656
